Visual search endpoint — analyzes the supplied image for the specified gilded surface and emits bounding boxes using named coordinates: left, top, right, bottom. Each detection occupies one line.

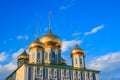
left=29, top=37, right=44, bottom=49
left=40, top=31, right=61, bottom=47
left=18, top=56, right=29, bottom=59
left=71, top=44, right=84, bottom=56
left=18, top=50, right=29, bottom=59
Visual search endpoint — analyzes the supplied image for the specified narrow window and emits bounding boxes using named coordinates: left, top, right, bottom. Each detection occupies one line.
left=80, top=58, right=82, bottom=64
left=92, top=73, right=96, bottom=80
left=52, top=52, right=55, bottom=59
left=37, top=52, right=40, bottom=58
left=76, top=58, right=78, bottom=64
left=37, top=67, right=40, bottom=74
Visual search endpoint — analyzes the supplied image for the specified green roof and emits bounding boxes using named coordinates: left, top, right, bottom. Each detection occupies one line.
left=6, top=63, right=100, bottom=80
left=28, top=63, right=100, bottom=72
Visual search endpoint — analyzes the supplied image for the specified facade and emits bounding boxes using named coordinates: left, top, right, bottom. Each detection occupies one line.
left=6, top=23, right=100, bottom=80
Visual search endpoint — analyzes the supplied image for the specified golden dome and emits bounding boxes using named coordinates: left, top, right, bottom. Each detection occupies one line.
left=61, top=57, right=67, bottom=65
left=40, top=30, right=61, bottom=48
left=18, top=50, right=29, bottom=60
left=71, top=44, right=84, bottom=57
left=29, top=37, right=44, bottom=49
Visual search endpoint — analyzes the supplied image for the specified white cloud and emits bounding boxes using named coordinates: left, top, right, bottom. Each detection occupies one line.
left=12, top=48, right=24, bottom=59
left=0, top=62, right=17, bottom=71
left=61, top=40, right=83, bottom=52
left=0, top=52, right=8, bottom=62
left=16, top=35, right=29, bottom=40
left=0, top=48, right=27, bottom=80
left=87, top=51, right=120, bottom=76
left=0, top=62, right=17, bottom=80
left=84, top=24, right=104, bottom=36
left=60, top=0, right=76, bottom=10
left=60, top=5, right=69, bottom=10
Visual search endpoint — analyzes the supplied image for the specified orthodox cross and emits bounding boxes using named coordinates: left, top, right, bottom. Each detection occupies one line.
left=73, top=31, right=81, bottom=44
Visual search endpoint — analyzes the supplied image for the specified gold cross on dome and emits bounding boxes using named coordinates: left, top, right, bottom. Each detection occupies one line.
left=73, top=31, right=81, bottom=44
left=48, top=11, right=51, bottom=31
left=36, top=22, right=39, bottom=38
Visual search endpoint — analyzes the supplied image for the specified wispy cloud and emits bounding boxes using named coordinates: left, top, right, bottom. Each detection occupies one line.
left=0, top=62, right=17, bottom=80
left=16, top=35, right=29, bottom=40
left=60, top=0, right=76, bottom=10
left=61, top=40, right=83, bottom=52
left=84, top=24, right=104, bottom=36
left=0, top=52, right=8, bottom=62
left=0, top=48, right=27, bottom=80
left=12, top=48, right=25, bottom=59
left=87, top=51, right=120, bottom=77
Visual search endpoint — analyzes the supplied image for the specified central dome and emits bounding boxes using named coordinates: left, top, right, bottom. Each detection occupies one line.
left=40, top=30, right=61, bottom=48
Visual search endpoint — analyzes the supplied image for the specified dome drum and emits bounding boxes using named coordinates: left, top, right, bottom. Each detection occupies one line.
left=29, top=44, right=44, bottom=50
left=44, top=41, right=61, bottom=48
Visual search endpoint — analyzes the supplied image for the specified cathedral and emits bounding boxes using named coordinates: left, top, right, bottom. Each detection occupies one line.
left=6, top=16, right=100, bottom=80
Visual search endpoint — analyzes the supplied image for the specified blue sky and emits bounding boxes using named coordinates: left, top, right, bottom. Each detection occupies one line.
left=0, top=0, right=120, bottom=80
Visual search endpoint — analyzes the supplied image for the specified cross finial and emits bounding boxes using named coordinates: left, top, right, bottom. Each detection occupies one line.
left=36, top=22, right=39, bottom=38
left=48, top=11, right=51, bottom=31
left=73, top=31, right=81, bottom=45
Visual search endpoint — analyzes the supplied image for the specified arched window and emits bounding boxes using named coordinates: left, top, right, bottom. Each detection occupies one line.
left=76, top=71, right=78, bottom=77
left=37, top=67, right=40, bottom=75
left=80, top=58, right=82, bottom=64
left=52, top=52, right=55, bottom=59
left=32, top=53, right=35, bottom=60
left=37, top=52, right=40, bottom=59
left=92, top=73, right=96, bottom=80
left=75, top=58, right=78, bottom=64
left=37, top=51, right=40, bottom=62
left=81, top=72, right=84, bottom=80
left=45, top=52, right=48, bottom=60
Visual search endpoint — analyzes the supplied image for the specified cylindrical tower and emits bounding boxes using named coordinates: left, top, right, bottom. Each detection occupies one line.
left=17, top=50, right=29, bottom=67
left=71, top=43, right=85, bottom=68
left=40, top=29, right=61, bottom=64
left=29, top=37, right=44, bottom=64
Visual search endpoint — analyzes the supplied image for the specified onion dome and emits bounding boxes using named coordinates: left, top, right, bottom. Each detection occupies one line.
left=18, top=50, right=29, bottom=61
left=29, top=37, right=44, bottom=49
left=61, top=57, right=67, bottom=65
left=71, top=44, right=84, bottom=57
left=40, top=30, right=61, bottom=48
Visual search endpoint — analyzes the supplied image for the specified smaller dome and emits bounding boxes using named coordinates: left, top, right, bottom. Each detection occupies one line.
left=18, top=50, right=29, bottom=60
left=71, top=44, right=84, bottom=57
left=29, top=37, right=44, bottom=49
left=61, top=57, right=67, bottom=65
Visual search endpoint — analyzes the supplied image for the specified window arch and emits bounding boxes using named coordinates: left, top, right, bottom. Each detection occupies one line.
left=80, top=58, right=82, bottom=64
